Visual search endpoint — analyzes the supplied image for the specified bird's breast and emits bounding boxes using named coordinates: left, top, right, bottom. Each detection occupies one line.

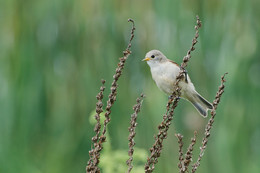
left=150, top=63, right=180, bottom=95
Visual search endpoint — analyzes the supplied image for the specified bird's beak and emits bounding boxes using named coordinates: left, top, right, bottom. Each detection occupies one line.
left=142, top=57, right=151, bottom=61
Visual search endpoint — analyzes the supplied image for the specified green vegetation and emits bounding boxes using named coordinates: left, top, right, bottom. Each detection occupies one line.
left=0, top=0, right=260, bottom=172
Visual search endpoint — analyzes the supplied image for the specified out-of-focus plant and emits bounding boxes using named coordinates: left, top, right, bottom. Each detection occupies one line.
left=89, top=110, right=148, bottom=173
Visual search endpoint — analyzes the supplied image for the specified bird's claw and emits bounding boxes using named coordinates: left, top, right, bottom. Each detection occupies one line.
left=181, top=67, right=188, bottom=83
left=168, top=95, right=181, bottom=102
left=168, top=95, right=173, bottom=100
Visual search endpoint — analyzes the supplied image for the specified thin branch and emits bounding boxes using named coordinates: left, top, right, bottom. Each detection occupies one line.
left=175, top=133, right=184, bottom=172
left=100, top=18, right=135, bottom=142
left=86, top=80, right=106, bottom=173
left=177, top=15, right=202, bottom=88
left=86, top=19, right=136, bottom=173
left=191, top=72, right=228, bottom=173
left=144, top=96, right=176, bottom=172
left=180, top=15, right=202, bottom=70
left=126, top=94, right=145, bottom=173
left=182, top=131, right=197, bottom=172
left=144, top=15, right=202, bottom=173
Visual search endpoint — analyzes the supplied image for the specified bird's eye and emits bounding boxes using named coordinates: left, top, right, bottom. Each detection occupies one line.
left=151, top=55, right=155, bottom=58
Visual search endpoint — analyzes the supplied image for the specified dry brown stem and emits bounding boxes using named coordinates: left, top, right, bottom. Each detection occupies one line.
left=86, top=80, right=106, bottom=173
left=86, top=19, right=136, bottom=173
left=144, top=15, right=202, bottom=173
left=126, top=94, right=145, bottom=173
left=100, top=18, right=135, bottom=141
left=182, top=131, right=197, bottom=172
left=191, top=73, right=228, bottom=173
left=175, top=133, right=184, bottom=171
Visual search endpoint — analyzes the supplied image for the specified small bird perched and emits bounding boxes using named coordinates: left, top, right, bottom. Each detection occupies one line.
left=143, top=50, right=213, bottom=117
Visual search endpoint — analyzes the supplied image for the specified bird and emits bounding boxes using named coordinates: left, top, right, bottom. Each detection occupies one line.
left=143, top=50, right=213, bottom=117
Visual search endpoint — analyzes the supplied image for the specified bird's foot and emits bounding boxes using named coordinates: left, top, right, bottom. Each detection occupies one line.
left=180, top=67, right=188, bottom=83
left=168, top=95, right=173, bottom=100
left=168, top=95, right=180, bottom=100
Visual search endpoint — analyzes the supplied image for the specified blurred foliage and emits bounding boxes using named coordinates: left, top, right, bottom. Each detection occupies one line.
left=0, top=0, right=260, bottom=173
left=89, top=111, right=147, bottom=173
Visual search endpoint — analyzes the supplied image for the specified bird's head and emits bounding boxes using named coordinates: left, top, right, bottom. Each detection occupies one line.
left=143, top=50, right=167, bottom=66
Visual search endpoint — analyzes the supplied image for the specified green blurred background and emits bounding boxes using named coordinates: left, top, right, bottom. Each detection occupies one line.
left=1, top=0, right=260, bottom=172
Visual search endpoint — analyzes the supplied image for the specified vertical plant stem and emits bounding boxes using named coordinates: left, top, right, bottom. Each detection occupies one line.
left=175, top=133, right=184, bottom=172
left=87, top=80, right=106, bottom=173
left=191, top=73, right=228, bottom=173
left=182, top=131, right=197, bottom=172
left=126, top=94, right=145, bottom=173
left=86, top=19, right=136, bottom=173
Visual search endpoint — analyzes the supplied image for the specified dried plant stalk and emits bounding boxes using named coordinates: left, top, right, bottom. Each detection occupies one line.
left=86, top=19, right=136, bottom=173
left=126, top=94, right=145, bottom=173
left=144, top=15, right=202, bottom=173
left=182, top=131, right=197, bottom=172
left=176, top=15, right=202, bottom=90
left=87, top=80, right=106, bottom=173
left=175, top=133, right=184, bottom=171
left=100, top=19, right=135, bottom=140
left=191, top=73, right=228, bottom=173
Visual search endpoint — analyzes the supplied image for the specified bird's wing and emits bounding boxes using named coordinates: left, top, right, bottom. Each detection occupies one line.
left=168, top=60, right=189, bottom=83
left=168, top=60, right=179, bottom=67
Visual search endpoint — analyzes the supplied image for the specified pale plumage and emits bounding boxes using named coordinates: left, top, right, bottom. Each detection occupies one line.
left=143, top=50, right=213, bottom=117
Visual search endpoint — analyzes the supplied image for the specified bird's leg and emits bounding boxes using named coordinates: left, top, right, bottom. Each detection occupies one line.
left=181, top=67, right=188, bottom=83
left=168, top=95, right=180, bottom=100
left=168, top=95, right=174, bottom=100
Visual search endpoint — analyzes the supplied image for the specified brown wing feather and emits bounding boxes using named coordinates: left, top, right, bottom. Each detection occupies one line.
left=168, top=60, right=189, bottom=83
left=168, top=60, right=179, bottom=67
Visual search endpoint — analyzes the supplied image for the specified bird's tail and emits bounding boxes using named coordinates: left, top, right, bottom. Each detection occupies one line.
left=186, top=90, right=213, bottom=118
